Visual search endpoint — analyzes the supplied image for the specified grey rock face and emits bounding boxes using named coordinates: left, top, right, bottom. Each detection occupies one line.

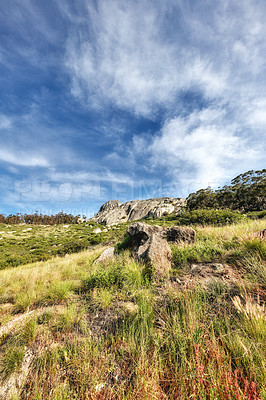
left=92, top=200, right=127, bottom=225
left=138, top=233, right=173, bottom=281
left=91, top=197, right=186, bottom=225
left=99, top=200, right=122, bottom=212
left=127, top=221, right=163, bottom=239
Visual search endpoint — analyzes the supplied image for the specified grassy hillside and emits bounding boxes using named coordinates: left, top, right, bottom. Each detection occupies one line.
left=0, top=223, right=127, bottom=270
left=0, top=209, right=261, bottom=271
left=0, top=219, right=265, bottom=399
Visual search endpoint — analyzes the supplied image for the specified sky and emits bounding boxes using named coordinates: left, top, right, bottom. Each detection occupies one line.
left=0, top=0, right=265, bottom=217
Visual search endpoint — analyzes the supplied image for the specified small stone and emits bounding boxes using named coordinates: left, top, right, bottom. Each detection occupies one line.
left=211, top=263, right=225, bottom=273
left=94, top=247, right=115, bottom=264
left=122, top=302, right=139, bottom=316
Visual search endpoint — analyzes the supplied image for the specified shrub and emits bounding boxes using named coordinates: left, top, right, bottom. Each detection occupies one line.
left=246, top=210, right=266, bottom=220
left=176, top=209, right=244, bottom=226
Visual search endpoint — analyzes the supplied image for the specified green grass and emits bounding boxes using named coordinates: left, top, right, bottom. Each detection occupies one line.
left=0, top=346, right=25, bottom=379
left=171, top=220, right=266, bottom=273
left=0, top=222, right=127, bottom=270
left=0, top=218, right=265, bottom=399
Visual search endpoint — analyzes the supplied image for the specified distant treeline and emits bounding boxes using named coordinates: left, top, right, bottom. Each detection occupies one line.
left=187, top=169, right=265, bottom=212
left=0, top=212, right=82, bottom=225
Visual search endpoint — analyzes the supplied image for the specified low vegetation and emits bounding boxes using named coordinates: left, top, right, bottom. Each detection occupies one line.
left=0, top=209, right=257, bottom=271
left=0, top=223, right=127, bottom=270
left=0, top=217, right=265, bottom=399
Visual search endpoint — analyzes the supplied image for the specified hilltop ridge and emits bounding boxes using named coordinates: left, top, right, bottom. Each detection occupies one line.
left=91, top=197, right=187, bottom=225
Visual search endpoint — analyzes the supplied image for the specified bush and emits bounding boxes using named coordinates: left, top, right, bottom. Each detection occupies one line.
left=246, top=210, right=266, bottom=220
left=176, top=209, right=244, bottom=226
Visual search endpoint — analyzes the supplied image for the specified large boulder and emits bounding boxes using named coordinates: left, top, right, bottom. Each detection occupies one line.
left=127, top=222, right=172, bottom=281
left=127, top=221, right=163, bottom=241
left=166, top=226, right=196, bottom=244
left=137, top=233, right=172, bottom=281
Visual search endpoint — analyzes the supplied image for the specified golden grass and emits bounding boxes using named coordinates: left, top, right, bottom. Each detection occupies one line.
left=0, top=247, right=104, bottom=312
left=197, top=218, right=265, bottom=242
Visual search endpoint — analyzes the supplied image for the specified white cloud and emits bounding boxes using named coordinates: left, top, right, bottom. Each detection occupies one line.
left=63, top=0, right=266, bottom=192
left=0, top=149, right=49, bottom=167
left=65, top=1, right=230, bottom=116
left=0, top=115, right=13, bottom=130
left=0, top=0, right=64, bottom=70
left=49, top=170, right=136, bottom=186
left=140, top=106, right=263, bottom=191
left=64, top=0, right=266, bottom=119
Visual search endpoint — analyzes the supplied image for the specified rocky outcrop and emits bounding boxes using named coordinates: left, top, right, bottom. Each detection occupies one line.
left=92, top=197, right=186, bottom=226
left=92, top=200, right=127, bottom=225
left=171, top=262, right=240, bottom=290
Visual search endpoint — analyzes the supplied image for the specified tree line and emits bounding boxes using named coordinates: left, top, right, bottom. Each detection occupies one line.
left=187, top=169, right=266, bottom=212
left=0, top=212, right=82, bottom=225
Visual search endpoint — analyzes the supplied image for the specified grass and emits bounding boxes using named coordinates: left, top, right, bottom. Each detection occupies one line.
left=0, top=218, right=265, bottom=399
left=0, top=222, right=127, bottom=270
left=171, top=219, right=266, bottom=273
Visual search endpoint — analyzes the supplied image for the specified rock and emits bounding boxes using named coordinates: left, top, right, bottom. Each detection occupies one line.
left=138, top=233, right=172, bottom=281
left=93, top=228, right=102, bottom=234
left=99, top=200, right=122, bottom=212
left=190, top=263, right=227, bottom=277
left=77, top=217, right=87, bottom=223
left=166, top=226, right=196, bottom=244
left=211, top=263, right=225, bottom=274
left=127, top=221, right=163, bottom=240
left=92, top=200, right=126, bottom=226
left=127, top=222, right=172, bottom=281
left=122, top=302, right=139, bottom=316
left=259, top=229, right=266, bottom=239
left=94, top=247, right=115, bottom=264
left=91, top=197, right=186, bottom=226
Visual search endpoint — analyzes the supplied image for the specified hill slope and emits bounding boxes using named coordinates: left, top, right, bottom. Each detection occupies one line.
left=0, top=219, right=265, bottom=399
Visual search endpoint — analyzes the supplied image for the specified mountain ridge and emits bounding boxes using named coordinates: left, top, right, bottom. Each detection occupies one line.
left=91, top=196, right=187, bottom=225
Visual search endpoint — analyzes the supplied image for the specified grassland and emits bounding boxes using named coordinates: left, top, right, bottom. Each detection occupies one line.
left=0, top=222, right=127, bottom=270
left=0, top=218, right=265, bottom=399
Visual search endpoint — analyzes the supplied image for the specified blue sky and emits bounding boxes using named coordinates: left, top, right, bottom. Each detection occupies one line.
left=0, top=0, right=265, bottom=216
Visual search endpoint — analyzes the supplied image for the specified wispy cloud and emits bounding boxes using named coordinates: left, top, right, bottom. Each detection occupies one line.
left=0, top=115, right=13, bottom=130
left=64, top=0, right=266, bottom=117
left=0, top=0, right=265, bottom=213
left=147, top=107, right=262, bottom=191
left=0, top=149, right=49, bottom=168
left=63, top=0, right=266, bottom=192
